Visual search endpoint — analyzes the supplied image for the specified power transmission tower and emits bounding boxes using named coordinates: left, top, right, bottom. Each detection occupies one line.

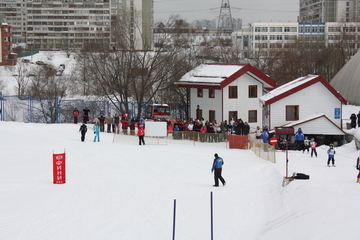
left=217, top=0, right=233, bottom=32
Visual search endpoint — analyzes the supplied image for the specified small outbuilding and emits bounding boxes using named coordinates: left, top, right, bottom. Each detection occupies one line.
left=259, top=74, right=348, bottom=145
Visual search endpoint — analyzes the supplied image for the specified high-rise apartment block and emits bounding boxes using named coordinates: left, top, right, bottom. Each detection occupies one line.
left=0, top=22, right=16, bottom=65
left=232, top=21, right=360, bottom=58
left=0, top=0, right=153, bottom=50
left=299, top=0, right=360, bottom=22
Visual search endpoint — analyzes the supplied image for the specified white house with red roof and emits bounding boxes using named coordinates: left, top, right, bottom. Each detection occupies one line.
left=175, top=63, right=276, bottom=127
left=259, top=74, right=348, bottom=143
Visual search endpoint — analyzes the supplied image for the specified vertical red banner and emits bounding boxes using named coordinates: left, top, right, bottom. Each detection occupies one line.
left=53, top=153, right=66, bottom=184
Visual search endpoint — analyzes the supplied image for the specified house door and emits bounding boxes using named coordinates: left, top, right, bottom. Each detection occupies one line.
left=196, top=109, right=202, bottom=120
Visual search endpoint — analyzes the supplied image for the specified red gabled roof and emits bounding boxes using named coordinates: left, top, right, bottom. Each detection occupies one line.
left=176, top=63, right=276, bottom=90
left=260, top=75, right=348, bottom=106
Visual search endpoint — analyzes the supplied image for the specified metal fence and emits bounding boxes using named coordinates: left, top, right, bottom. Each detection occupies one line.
left=0, top=92, right=188, bottom=123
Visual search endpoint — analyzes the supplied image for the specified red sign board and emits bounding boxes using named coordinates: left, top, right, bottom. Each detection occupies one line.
left=53, top=153, right=66, bottom=184
left=228, top=135, right=249, bottom=149
left=269, top=137, right=278, bottom=145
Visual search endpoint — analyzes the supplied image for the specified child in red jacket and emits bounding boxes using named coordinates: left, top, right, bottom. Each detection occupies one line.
left=138, top=124, right=145, bottom=145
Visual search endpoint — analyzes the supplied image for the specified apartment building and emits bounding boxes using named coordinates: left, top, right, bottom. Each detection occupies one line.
left=299, top=0, right=360, bottom=23
left=0, top=0, right=153, bottom=50
left=232, top=21, right=360, bottom=57
left=0, top=22, right=16, bottom=65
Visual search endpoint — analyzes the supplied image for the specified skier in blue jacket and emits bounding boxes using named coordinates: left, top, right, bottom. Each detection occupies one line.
left=295, top=128, right=305, bottom=150
left=93, top=122, right=100, bottom=142
left=211, top=153, right=226, bottom=187
left=262, top=127, right=269, bottom=151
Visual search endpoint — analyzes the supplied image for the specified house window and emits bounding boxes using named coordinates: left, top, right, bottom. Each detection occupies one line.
left=228, top=111, right=237, bottom=122
left=197, top=88, right=203, bottom=98
left=228, top=86, right=238, bottom=99
left=248, top=110, right=257, bottom=123
left=209, top=110, right=215, bottom=123
left=286, top=105, right=299, bottom=121
left=249, top=85, right=257, bottom=98
left=209, top=89, right=215, bottom=98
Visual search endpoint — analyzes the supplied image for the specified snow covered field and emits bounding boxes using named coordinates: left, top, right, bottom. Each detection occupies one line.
left=1, top=52, right=360, bottom=239
left=1, top=120, right=360, bottom=240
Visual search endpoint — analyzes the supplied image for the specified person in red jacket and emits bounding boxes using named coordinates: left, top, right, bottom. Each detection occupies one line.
left=72, top=108, right=80, bottom=124
left=138, top=124, right=145, bottom=145
left=121, top=119, right=129, bottom=135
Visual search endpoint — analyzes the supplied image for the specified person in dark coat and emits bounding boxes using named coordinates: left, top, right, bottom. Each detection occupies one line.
left=99, top=114, right=105, bottom=132
left=83, top=107, right=90, bottom=124
left=79, top=123, right=87, bottom=142
left=211, top=153, right=226, bottom=187
left=357, top=111, right=360, bottom=128
left=356, top=152, right=360, bottom=183
left=243, top=122, right=250, bottom=136
left=350, top=113, right=357, bottom=128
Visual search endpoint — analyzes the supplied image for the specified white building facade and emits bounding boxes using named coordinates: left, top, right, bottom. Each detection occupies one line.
left=299, top=0, right=360, bottom=23
left=232, top=21, right=360, bottom=58
left=259, top=75, right=347, bottom=135
left=176, top=63, right=276, bottom=127
left=0, top=0, right=153, bottom=50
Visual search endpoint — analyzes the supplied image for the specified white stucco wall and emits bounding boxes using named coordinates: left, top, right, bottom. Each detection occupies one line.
left=190, top=73, right=265, bottom=127
left=222, top=74, right=263, bottom=127
left=269, top=82, right=342, bottom=130
left=190, top=88, right=222, bottom=121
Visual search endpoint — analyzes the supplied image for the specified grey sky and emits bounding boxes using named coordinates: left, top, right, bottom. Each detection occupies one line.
left=154, top=0, right=299, bottom=25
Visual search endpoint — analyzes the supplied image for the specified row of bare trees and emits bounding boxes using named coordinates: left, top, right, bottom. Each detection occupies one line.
left=3, top=14, right=359, bottom=120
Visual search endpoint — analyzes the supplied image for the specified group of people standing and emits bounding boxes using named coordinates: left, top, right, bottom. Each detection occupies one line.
left=72, top=107, right=90, bottom=124
left=350, top=111, right=360, bottom=128
left=74, top=108, right=145, bottom=144
left=183, top=117, right=251, bottom=136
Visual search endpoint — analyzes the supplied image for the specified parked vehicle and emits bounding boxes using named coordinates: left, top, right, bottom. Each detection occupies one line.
left=21, top=59, right=30, bottom=63
left=36, top=60, right=46, bottom=65
left=56, top=64, right=65, bottom=76
left=145, top=104, right=171, bottom=119
left=26, top=73, right=36, bottom=77
left=59, top=64, right=65, bottom=71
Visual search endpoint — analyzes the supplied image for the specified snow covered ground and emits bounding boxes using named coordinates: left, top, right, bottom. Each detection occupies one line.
left=1, top=52, right=360, bottom=239
left=1, top=120, right=360, bottom=240
left=0, top=51, right=77, bottom=95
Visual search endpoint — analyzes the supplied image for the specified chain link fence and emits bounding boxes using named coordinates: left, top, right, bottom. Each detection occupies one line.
left=0, top=92, right=188, bottom=123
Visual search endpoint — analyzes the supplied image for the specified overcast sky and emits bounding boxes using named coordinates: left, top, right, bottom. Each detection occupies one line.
left=154, top=0, right=299, bottom=25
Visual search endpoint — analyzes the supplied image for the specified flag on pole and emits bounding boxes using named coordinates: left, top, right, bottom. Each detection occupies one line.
left=53, top=152, right=66, bottom=184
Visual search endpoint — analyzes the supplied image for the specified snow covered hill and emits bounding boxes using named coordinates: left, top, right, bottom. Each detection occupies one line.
left=1, top=121, right=360, bottom=240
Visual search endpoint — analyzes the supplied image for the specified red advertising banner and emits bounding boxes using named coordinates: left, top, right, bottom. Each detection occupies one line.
left=53, top=153, right=66, bottom=184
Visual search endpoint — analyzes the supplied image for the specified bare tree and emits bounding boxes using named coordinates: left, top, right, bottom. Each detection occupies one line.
left=26, top=65, right=68, bottom=123
left=6, top=63, right=32, bottom=95
left=78, top=14, right=199, bottom=119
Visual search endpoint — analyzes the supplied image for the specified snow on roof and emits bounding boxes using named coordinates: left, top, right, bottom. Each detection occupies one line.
left=260, top=74, right=347, bottom=106
left=178, top=64, right=245, bottom=84
left=260, top=74, right=319, bottom=103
